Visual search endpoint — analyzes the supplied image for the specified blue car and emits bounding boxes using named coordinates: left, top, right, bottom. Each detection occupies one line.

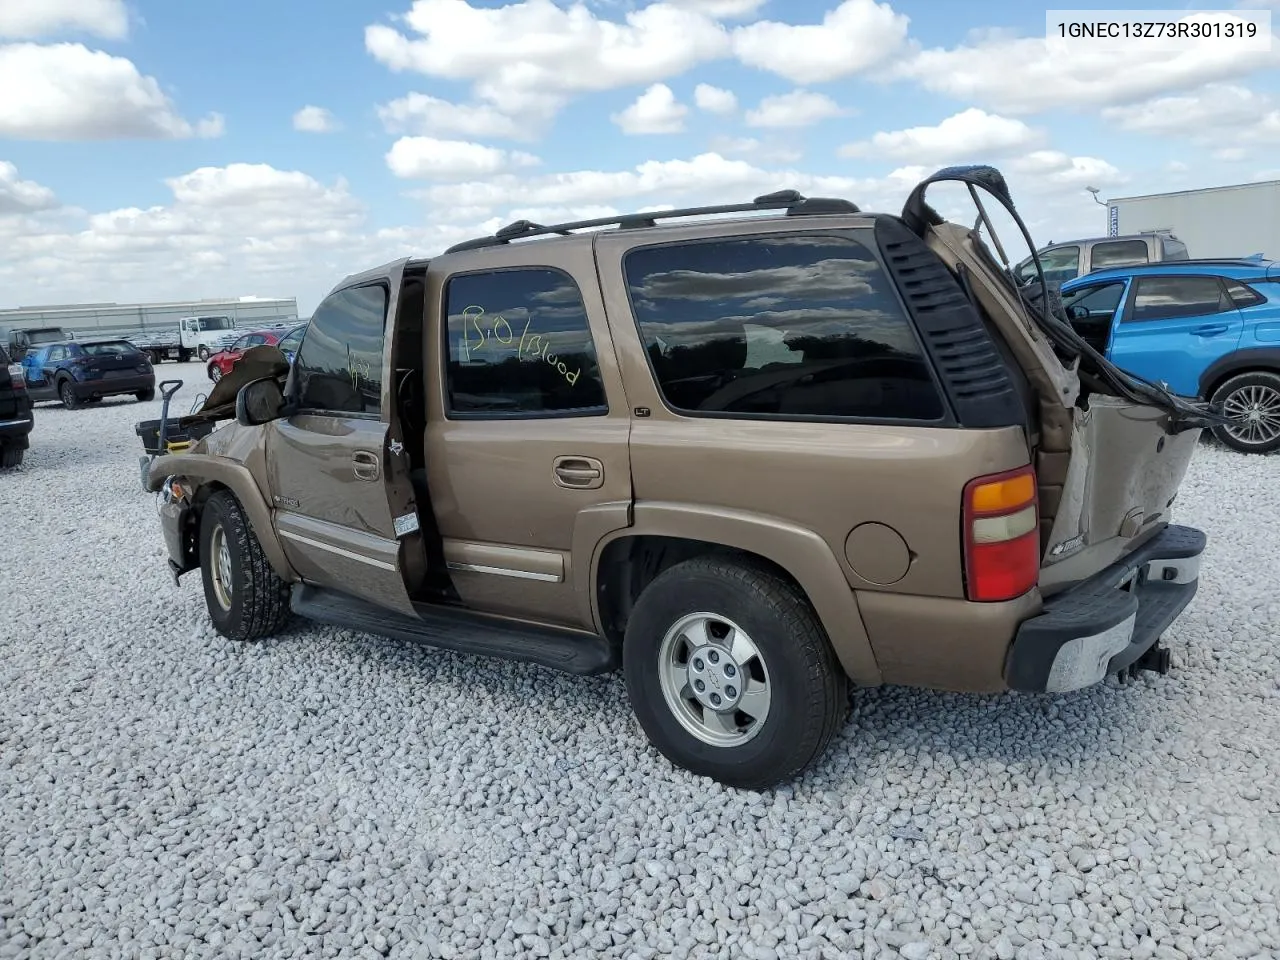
left=21, top=338, right=156, bottom=410
left=1060, top=259, right=1280, bottom=453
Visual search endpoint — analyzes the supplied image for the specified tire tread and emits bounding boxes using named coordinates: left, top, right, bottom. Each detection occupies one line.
left=203, top=489, right=291, bottom=641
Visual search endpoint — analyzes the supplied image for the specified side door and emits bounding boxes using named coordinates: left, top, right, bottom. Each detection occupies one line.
left=422, top=245, right=632, bottom=630
left=1111, top=274, right=1245, bottom=396
left=265, top=270, right=418, bottom=616
left=1060, top=278, right=1130, bottom=354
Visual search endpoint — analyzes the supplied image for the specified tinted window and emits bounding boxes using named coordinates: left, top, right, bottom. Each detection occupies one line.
left=1063, top=280, right=1126, bottom=317
left=1130, top=276, right=1230, bottom=322
left=1091, top=240, right=1149, bottom=269
left=1225, top=279, right=1265, bottom=307
left=47, top=346, right=68, bottom=362
left=82, top=341, right=141, bottom=357
left=1162, top=238, right=1189, bottom=260
left=1026, top=245, right=1081, bottom=285
left=293, top=284, right=387, bottom=415
left=279, top=327, right=305, bottom=353
left=443, top=268, right=607, bottom=416
left=623, top=234, right=945, bottom=421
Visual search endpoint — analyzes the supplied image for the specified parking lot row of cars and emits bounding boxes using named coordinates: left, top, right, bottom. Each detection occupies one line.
left=0, top=321, right=308, bottom=468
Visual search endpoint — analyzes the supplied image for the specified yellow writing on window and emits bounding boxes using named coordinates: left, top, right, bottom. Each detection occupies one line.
left=461, top=305, right=581, bottom=386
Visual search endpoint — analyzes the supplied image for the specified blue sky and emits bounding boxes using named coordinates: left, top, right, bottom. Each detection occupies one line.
left=0, top=0, right=1277, bottom=312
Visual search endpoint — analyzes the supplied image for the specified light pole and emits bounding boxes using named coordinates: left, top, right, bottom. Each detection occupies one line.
left=1086, top=186, right=1105, bottom=206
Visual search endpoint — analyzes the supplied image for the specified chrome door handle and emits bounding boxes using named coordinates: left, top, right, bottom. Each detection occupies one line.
left=553, top=456, right=604, bottom=490
left=352, top=450, right=380, bottom=481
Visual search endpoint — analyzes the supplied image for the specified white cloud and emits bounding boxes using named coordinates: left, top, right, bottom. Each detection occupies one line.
left=376, top=92, right=530, bottom=140
left=665, top=0, right=767, bottom=17
left=693, top=83, right=737, bottom=114
left=838, top=108, right=1041, bottom=164
left=364, top=0, right=730, bottom=119
left=292, top=105, right=340, bottom=133
left=0, top=0, right=128, bottom=39
left=895, top=28, right=1280, bottom=115
left=1006, top=151, right=1125, bottom=192
left=611, top=83, right=688, bottom=134
left=709, top=136, right=803, bottom=165
left=385, top=136, right=540, bottom=179
left=1102, top=84, right=1280, bottom=146
left=731, top=0, right=911, bottom=85
left=1213, top=147, right=1249, bottom=161
left=744, top=89, right=850, bottom=128
left=0, top=43, right=224, bottom=141
left=0, top=162, right=58, bottom=214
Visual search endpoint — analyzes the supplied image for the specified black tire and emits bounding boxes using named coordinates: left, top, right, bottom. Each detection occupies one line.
left=1210, top=371, right=1280, bottom=454
left=197, top=346, right=210, bottom=362
left=58, top=379, right=79, bottom=410
left=178, top=349, right=191, bottom=363
left=208, top=364, right=221, bottom=383
left=0, top=445, right=22, bottom=469
left=198, top=489, right=292, bottom=641
left=623, top=555, right=847, bottom=789
left=136, top=388, right=155, bottom=402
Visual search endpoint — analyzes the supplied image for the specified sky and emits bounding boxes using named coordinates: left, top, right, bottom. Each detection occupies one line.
left=0, top=0, right=1278, bottom=315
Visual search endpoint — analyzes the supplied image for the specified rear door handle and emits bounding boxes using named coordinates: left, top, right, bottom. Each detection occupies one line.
left=352, top=450, right=380, bottom=481
left=1191, top=324, right=1229, bottom=336
left=553, top=456, right=604, bottom=490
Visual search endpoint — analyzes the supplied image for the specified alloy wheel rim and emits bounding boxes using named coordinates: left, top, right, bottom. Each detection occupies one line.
left=657, top=612, right=772, bottom=748
left=1223, top=384, right=1280, bottom=447
left=210, top=524, right=234, bottom=611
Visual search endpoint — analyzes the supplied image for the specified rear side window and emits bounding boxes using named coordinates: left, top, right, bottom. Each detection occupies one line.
left=443, top=267, right=608, bottom=417
left=1161, top=238, right=1189, bottom=260
left=1091, top=240, right=1149, bottom=269
left=1032, top=245, right=1080, bottom=284
left=293, top=283, right=388, bottom=416
left=622, top=233, right=945, bottom=422
left=1129, top=276, right=1230, bottom=322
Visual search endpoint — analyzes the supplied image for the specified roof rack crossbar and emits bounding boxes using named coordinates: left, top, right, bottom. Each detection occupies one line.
left=443, top=190, right=862, bottom=254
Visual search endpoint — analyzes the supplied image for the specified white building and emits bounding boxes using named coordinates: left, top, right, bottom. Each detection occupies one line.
left=0, top=295, right=299, bottom=342
left=1106, top=179, right=1280, bottom=261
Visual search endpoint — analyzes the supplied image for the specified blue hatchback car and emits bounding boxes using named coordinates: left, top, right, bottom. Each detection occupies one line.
left=1060, top=259, right=1280, bottom=453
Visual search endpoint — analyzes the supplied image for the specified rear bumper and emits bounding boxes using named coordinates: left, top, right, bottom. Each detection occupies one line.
left=72, top=374, right=154, bottom=399
left=1004, top=524, right=1206, bottom=693
left=0, top=411, right=34, bottom=446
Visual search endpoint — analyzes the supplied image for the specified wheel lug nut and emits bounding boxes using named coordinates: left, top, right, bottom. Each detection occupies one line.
left=710, top=693, right=722, bottom=706
left=725, top=685, right=736, bottom=698
left=694, top=680, right=705, bottom=692
left=692, top=658, right=703, bottom=671
left=723, top=664, right=736, bottom=677
left=708, top=651, right=719, bottom=664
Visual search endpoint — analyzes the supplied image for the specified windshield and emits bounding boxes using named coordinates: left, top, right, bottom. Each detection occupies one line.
left=82, top=341, right=141, bottom=357
left=197, top=316, right=234, bottom=331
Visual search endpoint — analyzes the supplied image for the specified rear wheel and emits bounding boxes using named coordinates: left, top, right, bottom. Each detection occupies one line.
left=199, top=489, right=292, bottom=641
left=622, top=555, right=848, bottom=789
left=1210, top=371, right=1280, bottom=454
left=0, top=445, right=23, bottom=469
left=136, top=388, right=155, bottom=402
left=58, top=380, right=79, bottom=410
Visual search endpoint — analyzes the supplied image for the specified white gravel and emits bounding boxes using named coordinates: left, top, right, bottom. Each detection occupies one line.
left=2, top=360, right=1279, bottom=960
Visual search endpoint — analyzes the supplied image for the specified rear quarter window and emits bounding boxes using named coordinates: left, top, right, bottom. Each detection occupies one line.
left=1090, top=240, right=1150, bottom=270
left=622, top=233, right=946, bottom=422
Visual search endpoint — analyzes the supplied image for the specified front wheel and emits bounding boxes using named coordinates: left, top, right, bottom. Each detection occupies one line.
left=199, top=490, right=292, bottom=641
left=197, top=346, right=211, bottom=362
left=59, top=380, right=79, bottom=410
left=623, top=556, right=848, bottom=789
left=1210, top=371, right=1280, bottom=454
left=208, top=364, right=221, bottom=383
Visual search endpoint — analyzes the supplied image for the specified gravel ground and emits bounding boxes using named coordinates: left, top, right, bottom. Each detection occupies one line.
left=2, top=360, right=1279, bottom=960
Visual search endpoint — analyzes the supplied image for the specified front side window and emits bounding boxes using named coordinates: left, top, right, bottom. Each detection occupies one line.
left=443, top=268, right=607, bottom=416
left=1062, top=280, right=1127, bottom=319
left=622, top=233, right=945, bottom=422
left=1130, top=276, right=1231, bottom=322
left=197, top=316, right=234, bottom=332
left=279, top=327, right=305, bottom=355
left=230, top=335, right=251, bottom=352
left=1090, top=240, right=1149, bottom=270
left=292, top=284, right=388, bottom=415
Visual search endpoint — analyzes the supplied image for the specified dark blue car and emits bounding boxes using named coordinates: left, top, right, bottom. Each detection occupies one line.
left=21, top=339, right=156, bottom=409
left=1061, top=258, right=1280, bottom=453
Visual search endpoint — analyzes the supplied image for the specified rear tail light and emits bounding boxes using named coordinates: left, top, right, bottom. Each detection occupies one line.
left=962, top=464, right=1040, bottom=602
left=7, top=363, right=25, bottom=389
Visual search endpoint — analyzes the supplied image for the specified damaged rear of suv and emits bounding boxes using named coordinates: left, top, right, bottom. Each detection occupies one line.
left=144, top=165, right=1219, bottom=789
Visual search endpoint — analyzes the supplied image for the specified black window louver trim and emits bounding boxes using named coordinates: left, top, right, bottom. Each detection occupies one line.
left=874, top=215, right=1028, bottom=430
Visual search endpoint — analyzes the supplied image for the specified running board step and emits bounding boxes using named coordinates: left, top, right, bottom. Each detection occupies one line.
left=291, top=584, right=619, bottom=675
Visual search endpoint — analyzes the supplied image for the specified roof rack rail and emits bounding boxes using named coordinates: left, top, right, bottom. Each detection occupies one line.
left=443, top=190, right=860, bottom=254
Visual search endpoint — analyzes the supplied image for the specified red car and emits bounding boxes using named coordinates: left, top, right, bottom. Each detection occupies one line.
left=206, top=329, right=284, bottom=382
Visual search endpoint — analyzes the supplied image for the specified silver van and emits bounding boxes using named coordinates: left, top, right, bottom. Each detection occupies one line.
left=1015, top=232, right=1189, bottom=286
